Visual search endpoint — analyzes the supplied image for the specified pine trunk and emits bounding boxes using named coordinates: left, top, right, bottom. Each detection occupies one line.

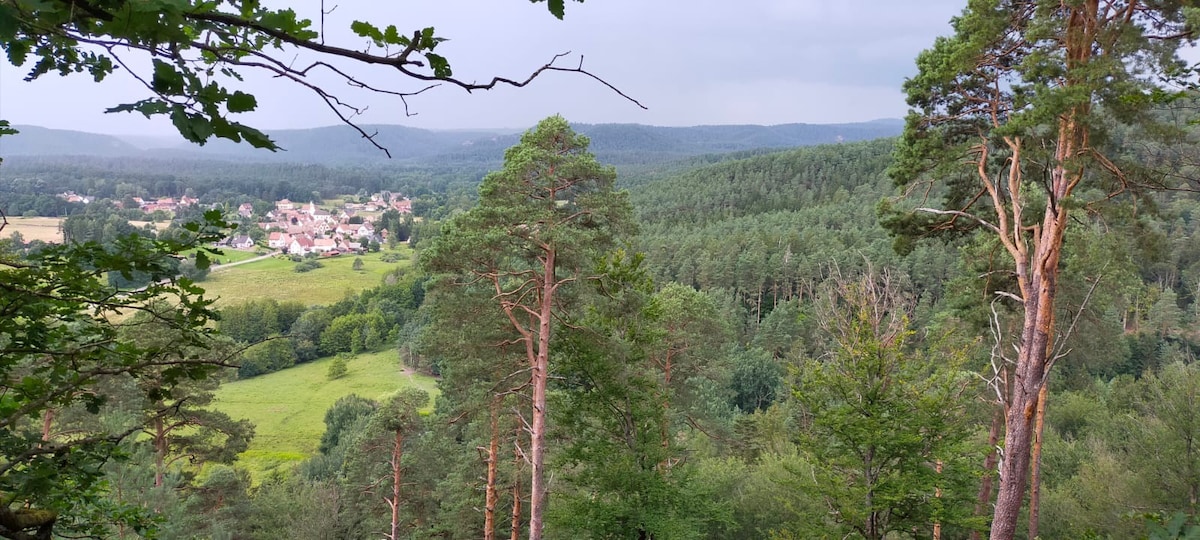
left=510, top=461, right=522, bottom=540
left=990, top=193, right=1066, bottom=540
left=971, top=409, right=1003, bottom=540
left=484, top=400, right=500, bottom=540
left=1029, top=382, right=1049, bottom=539
left=390, top=430, right=405, bottom=540
left=528, top=249, right=555, bottom=540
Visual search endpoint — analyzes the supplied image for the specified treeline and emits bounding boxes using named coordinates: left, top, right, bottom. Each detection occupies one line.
left=0, top=155, right=489, bottom=219
left=219, top=270, right=426, bottom=378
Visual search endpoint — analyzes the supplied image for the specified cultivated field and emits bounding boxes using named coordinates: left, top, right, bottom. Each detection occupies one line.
left=4, top=217, right=171, bottom=244
left=213, top=350, right=437, bottom=480
left=197, top=246, right=414, bottom=307
left=3, top=216, right=63, bottom=242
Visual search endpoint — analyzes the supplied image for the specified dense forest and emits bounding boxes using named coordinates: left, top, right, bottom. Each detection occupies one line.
left=5, top=114, right=1200, bottom=538
left=8, top=1, right=1200, bottom=539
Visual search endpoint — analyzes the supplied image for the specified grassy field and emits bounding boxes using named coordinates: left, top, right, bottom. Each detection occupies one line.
left=213, top=350, right=438, bottom=480
left=4, top=216, right=63, bottom=242
left=197, top=247, right=261, bottom=265
left=197, top=246, right=413, bottom=307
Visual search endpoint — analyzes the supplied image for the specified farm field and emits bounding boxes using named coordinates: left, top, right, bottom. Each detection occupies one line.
left=4, top=216, right=63, bottom=242
left=5, top=217, right=172, bottom=244
left=197, top=246, right=413, bottom=307
left=212, top=350, right=438, bottom=480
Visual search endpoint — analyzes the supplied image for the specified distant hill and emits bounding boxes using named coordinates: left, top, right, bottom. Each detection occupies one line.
left=1, top=121, right=903, bottom=168
left=2, top=125, right=142, bottom=157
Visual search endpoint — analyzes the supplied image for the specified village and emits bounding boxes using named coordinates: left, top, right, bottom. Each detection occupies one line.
left=56, top=190, right=413, bottom=256
left=231, top=193, right=413, bottom=256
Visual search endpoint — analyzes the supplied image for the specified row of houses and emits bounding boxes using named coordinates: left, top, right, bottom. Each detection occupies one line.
left=215, top=193, right=410, bottom=255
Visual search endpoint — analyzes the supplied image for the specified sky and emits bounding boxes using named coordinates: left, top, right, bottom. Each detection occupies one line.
left=0, top=0, right=965, bottom=136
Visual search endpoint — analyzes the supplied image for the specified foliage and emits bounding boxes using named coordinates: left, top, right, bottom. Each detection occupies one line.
left=211, top=349, right=437, bottom=479
left=0, top=0, right=589, bottom=154
left=785, top=270, right=980, bottom=539
left=550, top=250, right=732, bottom=538
left=884, top=2, right=1200, bottom=536
left=421, top=115, right=635, bottom=539
left=326, top=354, right=349, bottom=380
left=294, top=259, right=323, bottom=273
left=238, top=338, right=297, bottom=378
left=0, top=209, right=229, bottom=538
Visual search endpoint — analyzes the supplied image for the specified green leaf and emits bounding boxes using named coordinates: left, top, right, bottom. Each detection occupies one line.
left=190, top=116, right=214, bottom=141
left=0, top=5, right=19, bottom=40
left=151, top=60, right=184, bottom=95
left=545, top=0, right=566, bottom=19
left=226, top=90, right=257, bottom=113
left=194, top=251, right=211, bottom=271
left=350, top=20, right=383, bottom=43
left=236, top=123, right=278, bottom=151
left=383, top=25, right=401, bottom=45
left=426, top=53, right=452, bottom=78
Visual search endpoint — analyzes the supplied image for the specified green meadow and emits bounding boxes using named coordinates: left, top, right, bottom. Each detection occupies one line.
left=213, top=350, right=438, bottom=480
left=193, top=247, right=261, bottom=265
left=198, top=246, right=413, bottom=307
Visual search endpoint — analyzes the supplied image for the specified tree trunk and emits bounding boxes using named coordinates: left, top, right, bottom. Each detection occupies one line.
left=154, top=416, right=166, bottom=488
left=528, top=249, right=555, bottom=540
left=484, top=400, right=500, bottom=540
left=990, top=202, right=1065, bottom=540
left=390, top=430, right=405, bottom=540
left=1028, top=382, right=1049, bottom=539
left=971, top=409, right=1003, bottom=540
left=40, top=409, right=53, bottom=441
left=934, top=459, right=944, bottom=540
left=511, top=461, right=522, bottom=540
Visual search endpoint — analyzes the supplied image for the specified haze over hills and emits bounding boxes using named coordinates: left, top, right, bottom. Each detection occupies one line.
left=2, top=120, right=904, bottom=168
left=0, top=125, right=144, bottom=158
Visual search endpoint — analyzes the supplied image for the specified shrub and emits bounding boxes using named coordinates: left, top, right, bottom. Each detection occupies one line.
left=327, top=355, right=349, bottom=380
left=294, top=260, right=324, bottom=273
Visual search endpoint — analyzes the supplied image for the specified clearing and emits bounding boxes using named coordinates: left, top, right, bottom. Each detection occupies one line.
left=212, top=349, right=438, bottom=480
left=197, top=246, right=414, bottom=307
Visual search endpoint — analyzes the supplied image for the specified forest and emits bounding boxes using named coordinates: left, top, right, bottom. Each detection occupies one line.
left=6, top=1, right=1200, bottom=540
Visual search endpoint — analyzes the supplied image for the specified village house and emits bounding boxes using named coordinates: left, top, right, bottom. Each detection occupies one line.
left=267, top=231, right=292, bottom=249
left=57, top=191, right=93, bottom=204
left=288, top=235, right=315, bottom=255
left=312, top=238, right=338, bottom=254
left=216, top=235, right=255, bottom=250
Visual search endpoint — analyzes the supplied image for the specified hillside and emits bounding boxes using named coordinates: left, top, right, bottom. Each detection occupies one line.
left=1, top=120, right=903, bottom=168
left=213, top=350, right=438, bottom=480
left=2, top=125, right=142, bottom=157
left=199, top=248, right=414, bottom=307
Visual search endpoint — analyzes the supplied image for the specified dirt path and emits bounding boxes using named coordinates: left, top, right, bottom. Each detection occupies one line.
left=210, top=251, right=279, bottom=272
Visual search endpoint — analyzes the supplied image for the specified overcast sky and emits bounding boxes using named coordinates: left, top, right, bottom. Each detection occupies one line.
left=0, top=0, right=964, bottom=135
